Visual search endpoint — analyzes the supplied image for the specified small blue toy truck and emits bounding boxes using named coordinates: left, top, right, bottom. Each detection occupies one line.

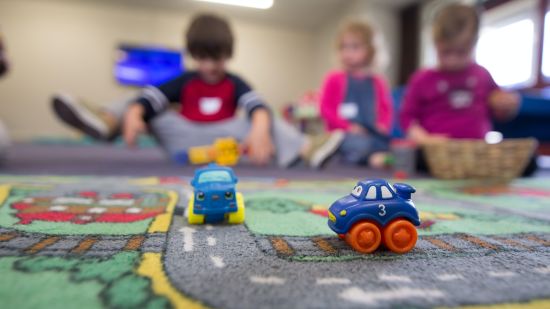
left=187, top=164, right=245, bottom=224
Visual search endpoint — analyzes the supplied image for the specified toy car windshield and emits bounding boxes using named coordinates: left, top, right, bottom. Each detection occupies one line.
left=197, top=170, right=234, bottom=184
left=351, top=185, right=363, bottom=198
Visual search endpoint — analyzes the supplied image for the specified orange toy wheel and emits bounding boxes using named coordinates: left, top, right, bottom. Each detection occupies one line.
left=383, top=219, right=417, bottom=254
left=345, top=221, right=382, bottom=253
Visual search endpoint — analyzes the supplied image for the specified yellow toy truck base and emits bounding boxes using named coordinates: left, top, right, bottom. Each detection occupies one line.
left=227, top=193, right=245, bottom=224
left=187, top=192, right=245, bottom=225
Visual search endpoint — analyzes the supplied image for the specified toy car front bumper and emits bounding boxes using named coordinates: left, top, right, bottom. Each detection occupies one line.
left=328, top=210, right=336, bottom=223
left=327, top=211, right=345, bottom=235
left=192, top=204, right=237, bottom=215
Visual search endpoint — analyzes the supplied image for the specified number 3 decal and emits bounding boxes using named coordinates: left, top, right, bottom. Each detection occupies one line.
left=378, top=204, right=386, bottom=216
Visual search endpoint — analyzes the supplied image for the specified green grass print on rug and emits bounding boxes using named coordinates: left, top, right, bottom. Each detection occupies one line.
left=243, top=180, right=550, bottom=237
left=415, top=179, right=550, bottom=214
left=0, top=252, right=169, bottom=309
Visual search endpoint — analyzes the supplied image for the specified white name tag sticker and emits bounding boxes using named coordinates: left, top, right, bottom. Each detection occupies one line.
left=339, top=102, right=359, bottom=119
left=449, top=90, right=473, bottom=109
left=199, top=97, right=222, bottom=115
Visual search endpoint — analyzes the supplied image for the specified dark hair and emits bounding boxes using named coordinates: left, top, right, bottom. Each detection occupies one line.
left=433, top=4, right=480, bottom=45
left=186, top=14, right=234, bottom=59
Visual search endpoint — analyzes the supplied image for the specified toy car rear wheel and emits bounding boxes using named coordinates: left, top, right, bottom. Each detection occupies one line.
left=383, top=219, right=417, bottom=254
left=345, top=221, right=382, bottom=253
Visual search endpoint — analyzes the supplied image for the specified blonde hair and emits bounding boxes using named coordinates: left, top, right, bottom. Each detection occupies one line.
left=433, top=3, right=480, bottom=45
left=337, top=20, right=376, bottom=65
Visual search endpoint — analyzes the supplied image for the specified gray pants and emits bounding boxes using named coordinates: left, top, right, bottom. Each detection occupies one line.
left=339, top=133, right=389, bottom=165
left=106, top=98, right=305, bottom=167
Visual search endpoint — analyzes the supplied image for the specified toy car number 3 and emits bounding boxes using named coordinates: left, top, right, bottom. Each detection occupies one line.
left=327, top=179, right=420, bottom=254
left=378, top=204, right=386, bottom=216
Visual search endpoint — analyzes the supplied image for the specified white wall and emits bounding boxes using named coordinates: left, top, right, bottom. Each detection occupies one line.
left=0, top=0, right=316, bottom=139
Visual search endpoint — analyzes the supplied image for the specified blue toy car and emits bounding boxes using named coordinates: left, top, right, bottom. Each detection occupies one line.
left=327, top=179, right=420, bottom=254
left=187, top=164, right=245, bottom=224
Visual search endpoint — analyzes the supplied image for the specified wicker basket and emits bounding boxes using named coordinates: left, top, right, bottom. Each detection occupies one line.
left=422, top=138, right=538, bottom=180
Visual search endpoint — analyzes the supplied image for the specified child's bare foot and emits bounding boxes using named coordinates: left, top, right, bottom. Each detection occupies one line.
left=52, top=93, right=118, bottom=140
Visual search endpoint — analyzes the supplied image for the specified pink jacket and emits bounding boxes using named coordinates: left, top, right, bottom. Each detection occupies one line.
left=319, top=70, right=393, bottom=134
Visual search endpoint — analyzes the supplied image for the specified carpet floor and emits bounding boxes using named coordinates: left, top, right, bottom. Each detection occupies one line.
left=0, top=143, right=549, bottom=308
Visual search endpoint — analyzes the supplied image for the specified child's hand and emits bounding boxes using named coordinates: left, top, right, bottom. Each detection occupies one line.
left=489, top=90, right=520, bottom=121
left=123, top=104, right=147, bottom=147
left=408, top=122, right=448, bottom=145
left=244, top=130, right=274, bottom=166
left=423, top=134, right=448, bottom=144
left=243, top=108, right=274, bottom=165
left=349, top=123, right=368, bottom=136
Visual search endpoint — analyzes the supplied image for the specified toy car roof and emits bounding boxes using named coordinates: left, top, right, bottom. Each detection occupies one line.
left=193, top=163, right=235, bottom=175
left=191, top=164, right=238, bottom=186
left=356, top=179, right=391, bottom=187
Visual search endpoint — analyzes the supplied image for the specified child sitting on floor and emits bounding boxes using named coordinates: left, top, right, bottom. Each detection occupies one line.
left=52, top=14, right=344, bottom=169
left=399, top=4, right=519, bottom=145
left=319, top=20, right=393, bottom=168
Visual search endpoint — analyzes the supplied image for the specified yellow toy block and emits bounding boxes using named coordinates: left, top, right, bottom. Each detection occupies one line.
left=188, top=137, right=239, bottom=166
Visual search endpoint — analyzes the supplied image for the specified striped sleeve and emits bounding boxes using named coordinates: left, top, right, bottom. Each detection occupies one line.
left=135, top=74, right=188, bottom=121
left=230, top=75, right=270, bottom=117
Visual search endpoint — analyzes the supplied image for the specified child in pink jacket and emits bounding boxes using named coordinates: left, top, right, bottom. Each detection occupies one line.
left=319, top=21, right=393, bottom=167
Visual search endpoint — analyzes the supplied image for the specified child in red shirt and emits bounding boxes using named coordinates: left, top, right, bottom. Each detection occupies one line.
left=52, top=14, right=344, bottom=168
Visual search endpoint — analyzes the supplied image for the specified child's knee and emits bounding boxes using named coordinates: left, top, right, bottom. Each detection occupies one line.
left=340, top=134, right=372, bottom=152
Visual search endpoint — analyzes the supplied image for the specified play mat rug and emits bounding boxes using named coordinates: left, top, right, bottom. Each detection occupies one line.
left=0, top=175, right=548, bottom=309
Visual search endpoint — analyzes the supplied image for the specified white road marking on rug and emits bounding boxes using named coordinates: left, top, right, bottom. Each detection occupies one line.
left=436, top=274, right=464, bottom=281
left=87, top=207, right=107, bottom=214
left=316, top=278, right=351, bottom=285
left=49, top=205, right=68, bottom=212
left=488, top=271, right=516, bottom=278
left=250, top=276, right=285, bottom=285
left=206, top=225, right=214, bottom=231
left=125, top=207, right=142, bottom=214
left=100, top=199, right=135, bottom=206
left=207, top=236, right=217, bottom=246
left=340, top=287, right=445, bottom=305
left=379, top=274, right=412, bottom=283
left=53, top=197, right=93, bottom=205
left=179, top=227, right=196, bottom=252
left=534, top=266, right=550, bottom=274
left=210, top=256, right=225, bottom=268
